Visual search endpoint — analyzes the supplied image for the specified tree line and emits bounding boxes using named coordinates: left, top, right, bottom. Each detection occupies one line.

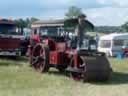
left=14, top=17, right=39, bottom=34
left=94, top=26, right=125, bottom=33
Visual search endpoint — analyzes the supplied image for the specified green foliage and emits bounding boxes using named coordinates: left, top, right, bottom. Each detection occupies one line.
left=27, top=17, right=39, bottom=28
left=64, top=19, right=94, bottom=32
left=14, top=19, right=26, bottom=34
left=65, top=6, right=83, bottom=19
left=121, top=22, right=128, bottom=31
left=14, top=17, right=39, bottom=34
left=14, top=19, right=26, bottom=28
left=94, top=26, right=124, bottom=33
left=14, top=17, right=39, bottom=28
left=65, top=6, right=94, bottom=32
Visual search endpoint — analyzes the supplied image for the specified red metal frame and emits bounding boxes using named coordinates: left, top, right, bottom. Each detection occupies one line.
left=28, top=35, right=75, bottom=66
left=0, top=38, right=20, bottom=50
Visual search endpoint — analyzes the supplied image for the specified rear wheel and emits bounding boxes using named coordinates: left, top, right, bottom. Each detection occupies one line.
left=31, top=44, right=49, bottom=73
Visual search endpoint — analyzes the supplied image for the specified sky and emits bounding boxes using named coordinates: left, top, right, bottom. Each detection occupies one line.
left=0, top=0, right=128, bottom=26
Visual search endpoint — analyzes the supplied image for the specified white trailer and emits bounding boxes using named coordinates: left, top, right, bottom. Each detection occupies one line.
left=98, top=33, right=128, bottom=56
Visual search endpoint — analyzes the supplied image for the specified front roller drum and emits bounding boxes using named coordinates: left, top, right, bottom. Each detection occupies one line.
left=82, top=55, right=112, bottom=82
left=68, top=54, right=112, bottom=82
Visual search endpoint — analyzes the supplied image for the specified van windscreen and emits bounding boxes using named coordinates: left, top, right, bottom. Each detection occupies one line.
left=99, top=40, right=111, bottom=48
left=0, top=24, right=17, bottom=35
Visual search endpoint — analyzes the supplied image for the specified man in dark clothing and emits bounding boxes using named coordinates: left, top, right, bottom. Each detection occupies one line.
left=75, top=14, right=87, bottom=49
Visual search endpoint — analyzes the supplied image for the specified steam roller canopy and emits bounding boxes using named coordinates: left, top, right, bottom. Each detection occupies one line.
left=79, top=52, right=112, bottom=81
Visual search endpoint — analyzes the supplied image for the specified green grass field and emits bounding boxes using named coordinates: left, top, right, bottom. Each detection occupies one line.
left=0, top=57, right=128, bottom=96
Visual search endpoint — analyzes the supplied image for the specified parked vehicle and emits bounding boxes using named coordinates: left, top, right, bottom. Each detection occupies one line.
left=98, top=33, right=128, bottom=56
left=0, top=19, right=21, bottom=57
left=20, top=29, right=31, bottom=55
left=27, top=19, right=112, bottom=81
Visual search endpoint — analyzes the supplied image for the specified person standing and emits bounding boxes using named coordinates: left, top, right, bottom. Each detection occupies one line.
left=75, top=14, right=87, bottom=49
left=95, top=33, right=99, bottom=48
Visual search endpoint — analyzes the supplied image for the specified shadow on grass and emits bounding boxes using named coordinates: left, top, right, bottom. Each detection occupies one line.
left=93, top=72, right=128, bottom=85
left=48, top=70, right=128, bottom=85
left=0, top=62, right=23, bottom=66
left=0, top=56, right=28, bottom=66
left=48, top=70, right=69, bottom=77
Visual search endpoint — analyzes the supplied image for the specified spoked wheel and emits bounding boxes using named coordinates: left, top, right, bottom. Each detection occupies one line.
left=69, top=56, right=86, bottom=81
left=31, top=44, right=49, bottom=73
left=29, top=40, right=39, bottom=66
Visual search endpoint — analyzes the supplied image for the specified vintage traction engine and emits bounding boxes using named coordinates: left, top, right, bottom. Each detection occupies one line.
left=28, top=19, right=112, bottom=81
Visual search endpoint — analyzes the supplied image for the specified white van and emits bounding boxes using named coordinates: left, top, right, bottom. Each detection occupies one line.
left=98, top=33, right=128, bottom=56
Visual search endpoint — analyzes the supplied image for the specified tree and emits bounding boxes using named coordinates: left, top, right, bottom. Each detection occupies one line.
left=14, top=18, right=26, bottom=34
left=14, top=17, right=39, bottom=34
left=27, top=17, right=39, bottom=28
left=64, top=18, right=94, bottom=32
left=65, top=6, right=83, bottom=19
left=64, top=6, right=94, bottom=32
left=121, top=22, right=128, bottom=32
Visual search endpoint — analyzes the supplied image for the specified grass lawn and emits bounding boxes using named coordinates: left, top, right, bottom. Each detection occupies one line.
left=86, top=32, right=107, bottom=37
left=0, top=57, right=128, bottom=96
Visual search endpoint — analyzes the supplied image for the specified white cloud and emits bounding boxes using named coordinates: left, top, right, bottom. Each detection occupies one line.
left=38, top=9, right=67, bottom=20
left=85, top=7, right=128, bottom=26
left=37, top=1, right=128, bottom=26
left=1, top=0, right=128, bottom=26
left=39, top=0, right=102, bottom=9
left=97, top=0, right=128, bottom=7
left=36, top=0, right=128, bottom=26
left=39, top=0, right=74, bottom=8
left=97, top=0, right=106, bottom=4
left=39, top=0, right=73, bottom=5
left=115, top=0, right=128, bottom=7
